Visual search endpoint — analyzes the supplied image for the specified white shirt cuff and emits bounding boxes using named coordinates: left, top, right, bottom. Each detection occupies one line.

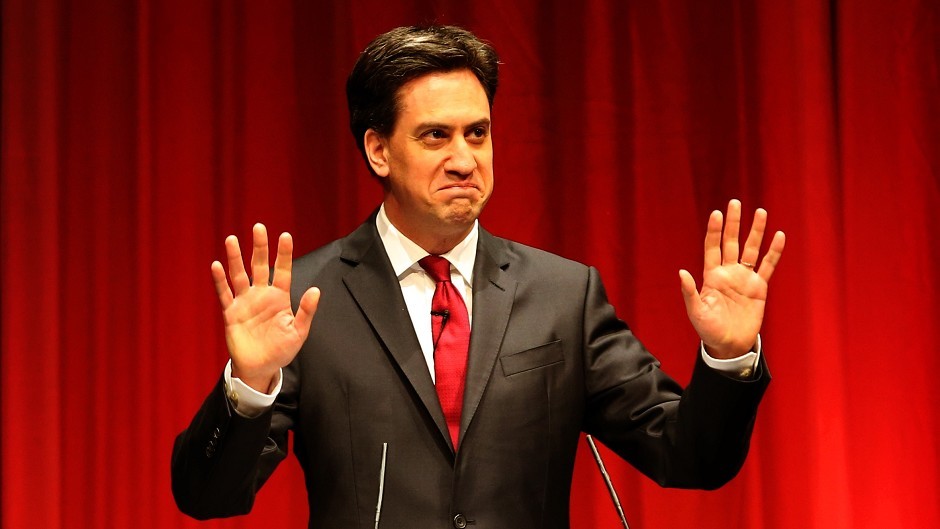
left=700, top=334, right=761, bottom=379
left=223, top=360, right=282, bottom=418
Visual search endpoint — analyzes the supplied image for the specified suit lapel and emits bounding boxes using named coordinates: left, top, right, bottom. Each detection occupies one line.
left=340, top=219, right=451, bottom=448
left=460, top=229, right=516, bottom=443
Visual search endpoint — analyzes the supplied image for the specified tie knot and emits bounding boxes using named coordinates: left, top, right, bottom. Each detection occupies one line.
left=419, top=255, right=452, bottom=283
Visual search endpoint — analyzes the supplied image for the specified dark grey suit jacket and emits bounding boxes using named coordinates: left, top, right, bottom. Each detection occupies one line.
left=172, top=215, right=770, bottom=528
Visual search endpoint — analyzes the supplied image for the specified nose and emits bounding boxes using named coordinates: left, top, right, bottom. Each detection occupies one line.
left=444, top=138, right=476, bottom=177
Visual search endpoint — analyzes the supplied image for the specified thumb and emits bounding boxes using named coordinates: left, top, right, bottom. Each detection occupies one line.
left=294, top=287, right=321, bottom=340
left=678, top=269, right=701, bottom=316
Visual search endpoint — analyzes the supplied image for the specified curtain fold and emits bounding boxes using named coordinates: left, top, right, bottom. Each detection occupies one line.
left=3, top=1, right=937, bottom=528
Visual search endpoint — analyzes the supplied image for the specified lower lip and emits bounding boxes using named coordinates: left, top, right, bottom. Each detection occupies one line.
left=439, top=186, right=479, bottom=196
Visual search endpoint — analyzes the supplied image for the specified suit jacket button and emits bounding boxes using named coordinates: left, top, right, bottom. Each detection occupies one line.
left=453, top=514, right=468, bottom=528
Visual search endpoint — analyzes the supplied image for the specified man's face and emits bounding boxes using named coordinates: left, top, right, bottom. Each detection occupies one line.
left=366, top=69, right=494, bottom=250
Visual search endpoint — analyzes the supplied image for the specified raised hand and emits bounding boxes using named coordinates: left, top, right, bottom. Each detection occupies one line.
left=210, top=223, right=320, bottom=392
left=679, top=199, right=785, bottom=359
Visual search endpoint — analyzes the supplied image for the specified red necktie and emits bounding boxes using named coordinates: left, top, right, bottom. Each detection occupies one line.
left=419, top=255, right=470, bottom=450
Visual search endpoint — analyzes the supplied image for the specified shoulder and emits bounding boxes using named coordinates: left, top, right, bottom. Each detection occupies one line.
left=479, top=229, right=595, bottom=287
left=294, top=238, right=345, bottom=272
left=289, top=218, right=383, bottom=295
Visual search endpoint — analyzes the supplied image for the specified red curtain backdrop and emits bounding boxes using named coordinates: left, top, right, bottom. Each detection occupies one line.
left=3, top=1, right=938, bottom=528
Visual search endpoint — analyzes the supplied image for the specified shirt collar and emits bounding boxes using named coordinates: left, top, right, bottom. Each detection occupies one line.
left=376, top=204, right=478, bottom=285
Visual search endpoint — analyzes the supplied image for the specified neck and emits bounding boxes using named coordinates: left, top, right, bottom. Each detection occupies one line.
left=402, top=223, right=472, bottom=256
left=383, top=207, right=473, bottom=255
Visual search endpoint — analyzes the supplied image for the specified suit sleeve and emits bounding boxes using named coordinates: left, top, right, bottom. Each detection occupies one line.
left=581, top=266, right=770, bottom=489
left=170, top=365, right=298, bottom=519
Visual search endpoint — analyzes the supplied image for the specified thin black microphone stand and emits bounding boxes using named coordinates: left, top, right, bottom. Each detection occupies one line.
left=586, top=435, right=632, bottom=529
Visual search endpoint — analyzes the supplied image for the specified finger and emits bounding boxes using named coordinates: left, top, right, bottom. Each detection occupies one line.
left=251, top=223, right=270, bottom=287
left=211, top=260, right=234, bottom=309
left=678, top=269, right=702, bottom=316
left=740, top=208, right=767, bottom=268
left=757, top=231, right=786, bottom=283
left=721, top=199, right=742, bottom=266
left=225, top=235, right=251, bottom=295
left=703, top=210, right=723, bottom=272
left=293, top=287, right=321, bottom=341
left=272, top=232, right=294, bottom=291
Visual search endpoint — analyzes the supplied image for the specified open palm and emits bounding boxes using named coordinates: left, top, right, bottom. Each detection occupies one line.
left=679, top=200, right=785, bottom=359
left=211, top=224, right=320, bottom=392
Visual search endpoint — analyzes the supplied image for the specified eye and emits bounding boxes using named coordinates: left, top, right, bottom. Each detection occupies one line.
left=420, top=129, right=448, bottom=146
left=466, top=126, right=489, bottom=143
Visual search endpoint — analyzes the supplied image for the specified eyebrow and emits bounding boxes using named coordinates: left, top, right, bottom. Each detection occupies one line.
left=414, top=118, right=492, bottom=132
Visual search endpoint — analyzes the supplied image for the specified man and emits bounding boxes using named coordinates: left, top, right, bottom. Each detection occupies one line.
left=172, top=25, right=785, bottom=528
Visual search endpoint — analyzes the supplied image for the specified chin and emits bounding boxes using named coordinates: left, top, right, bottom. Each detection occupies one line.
left=442, top=202, right=482, bottom=226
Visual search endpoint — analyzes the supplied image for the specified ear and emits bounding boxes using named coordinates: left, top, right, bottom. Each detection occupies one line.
left=364, top=129, right=390, bottom=178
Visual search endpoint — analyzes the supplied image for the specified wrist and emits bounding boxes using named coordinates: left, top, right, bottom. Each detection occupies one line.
left=703, top=342, right=755, bottom=360
left=231, top=365, right=278, bottom=394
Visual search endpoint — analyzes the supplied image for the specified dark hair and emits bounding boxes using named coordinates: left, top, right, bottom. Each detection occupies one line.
left=346, top=25, right=500, bottom=172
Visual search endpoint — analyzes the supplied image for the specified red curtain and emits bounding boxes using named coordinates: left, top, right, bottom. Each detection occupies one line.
left=3, top=1, right=938, bottom=528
